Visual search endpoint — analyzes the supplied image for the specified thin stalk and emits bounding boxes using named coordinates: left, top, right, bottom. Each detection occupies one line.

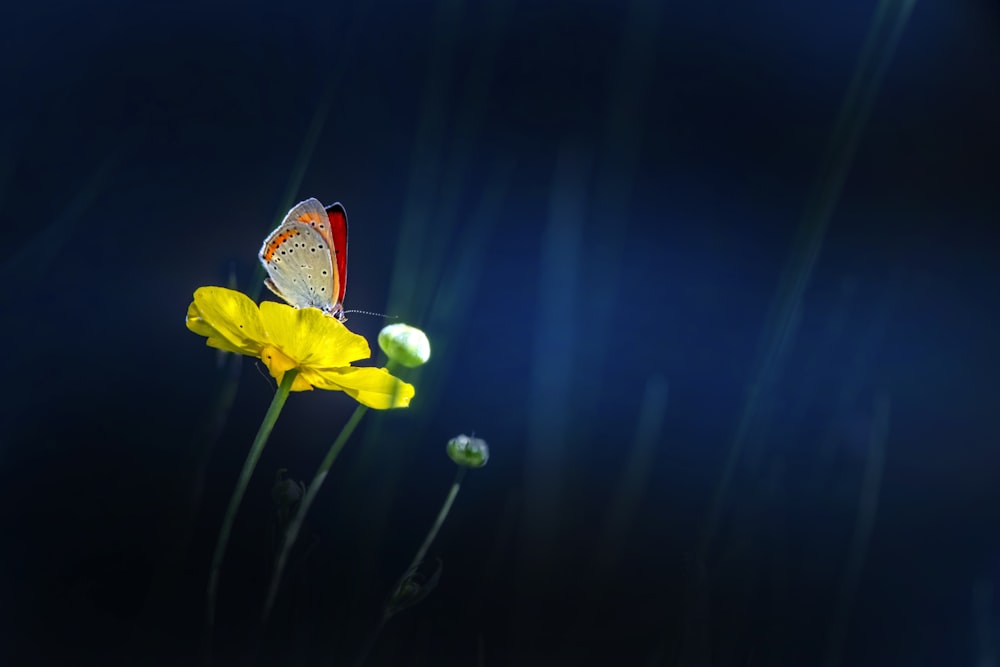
left=408, top=465, right=465, bottom=575
left=355, top=465, right=466, bottom=667
left=261, top=403, right=369, bottom=622
left=206, top=368, right=299, bottom=644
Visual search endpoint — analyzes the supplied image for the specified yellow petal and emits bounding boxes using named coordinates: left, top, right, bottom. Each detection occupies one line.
left=185, top=301, right=247, bottom=355
left=188, top=287, right=267, bottom=355
left=185, top=301, right=215, bottom=337
left=258, top=302, right=371, bottom=367
left=260, top=345, right=315, bottom=391
left=312, top=366, right=415, bottom=409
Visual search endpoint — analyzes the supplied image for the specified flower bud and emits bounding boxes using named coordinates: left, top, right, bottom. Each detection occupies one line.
left=385, top=558, right=442, bottom=620
left=378, top=323, right=431, bottom=368
left=272, top=468, right=305, bottom=507
left=447, top=434, right=489, bottom=468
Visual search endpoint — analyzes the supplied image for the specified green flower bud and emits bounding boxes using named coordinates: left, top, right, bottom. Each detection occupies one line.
left=378, top=323, right=431, bottom=368
left=447, top=434, right=489, bottom=468
left=385, top=558, right=442, bottom=620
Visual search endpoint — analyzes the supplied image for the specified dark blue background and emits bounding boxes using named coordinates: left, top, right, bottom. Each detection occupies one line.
left=1, top=0, right=998, bottom=665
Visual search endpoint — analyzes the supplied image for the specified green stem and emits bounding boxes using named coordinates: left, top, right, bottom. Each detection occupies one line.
left=356, top=465, right=465, bottom=667
left=261, top=403, right=369, bottom=622
left=206, top=368, right=299, bottom=640
left=408, top=465, right=465, bottom=575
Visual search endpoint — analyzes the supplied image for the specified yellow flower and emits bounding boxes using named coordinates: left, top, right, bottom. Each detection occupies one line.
left=186, top=286, right=414, bottom=409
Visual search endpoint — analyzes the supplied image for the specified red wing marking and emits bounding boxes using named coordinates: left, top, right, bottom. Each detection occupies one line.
left=325, top=203, right=349, bottom=304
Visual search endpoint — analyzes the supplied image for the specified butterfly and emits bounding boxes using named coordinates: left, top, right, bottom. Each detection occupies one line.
left=258, top=198, right=349, bottom=321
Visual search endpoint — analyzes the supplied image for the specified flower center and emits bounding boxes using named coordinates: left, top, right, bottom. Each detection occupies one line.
left=261, top=344, right=298, bottom=378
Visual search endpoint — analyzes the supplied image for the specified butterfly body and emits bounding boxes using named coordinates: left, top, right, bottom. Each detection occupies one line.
left=259, top=198, right=349, bottom=321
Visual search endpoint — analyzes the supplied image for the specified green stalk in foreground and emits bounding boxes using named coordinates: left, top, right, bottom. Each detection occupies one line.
left=399, top=434, right=489, bottom=611
left=206, top=368, right=299, bottom=637
left=408, top=466, right=464, bottom=572
left=261, top=403, right=369, bottom=622
left=262, top=324, right=432, bottom=622
left=355, top=434, right=489, bottom=666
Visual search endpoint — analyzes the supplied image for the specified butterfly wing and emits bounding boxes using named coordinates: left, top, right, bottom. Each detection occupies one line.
left=324, top=202, right=348, bottom=306
left=258, top=220, right=337, bottom=314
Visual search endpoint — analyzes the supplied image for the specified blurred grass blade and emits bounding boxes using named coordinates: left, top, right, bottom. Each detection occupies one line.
left=515, top=139, right=589, bottom=647
left=696, top=0, right=917, bottom=560
left=0, top=154, right=117, bottom=282
left=595, top=374, right=669, bottom=570
left=578, top=0, right=661, bottom=411
left=824, top=393, right=891, bottom=667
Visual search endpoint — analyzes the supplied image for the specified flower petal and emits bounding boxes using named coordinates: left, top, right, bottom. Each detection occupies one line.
left=260, top=345, right=315, bottom=391
left=186, top=301, right=247, bottom=355
left=188, top=287, right=267, bottom=355
left=312, top=367, right=415, bottom=409
left=259, top=302, right=371, bottom=367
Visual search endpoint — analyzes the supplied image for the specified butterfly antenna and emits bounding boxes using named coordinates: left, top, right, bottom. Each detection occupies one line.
left=343, top=309, right=398, bottom=320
